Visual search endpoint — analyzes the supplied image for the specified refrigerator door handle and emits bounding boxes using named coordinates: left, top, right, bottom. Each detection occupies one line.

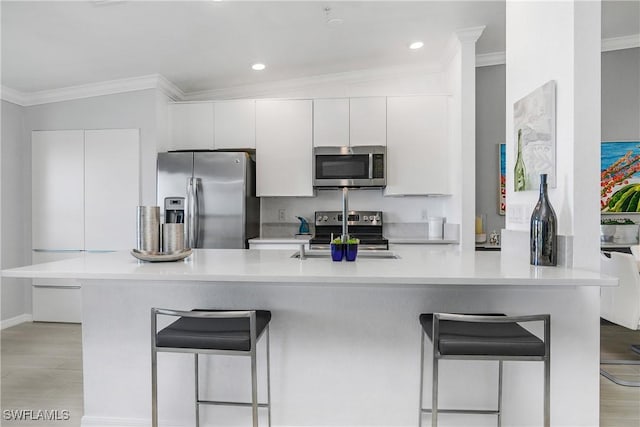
left=192, top=177, right=201, bottom=248
left=186, top=177, right=196, bottom=248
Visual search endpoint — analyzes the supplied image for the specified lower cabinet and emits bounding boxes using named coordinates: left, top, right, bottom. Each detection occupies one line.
left=32, top=251, right=84, bottom=323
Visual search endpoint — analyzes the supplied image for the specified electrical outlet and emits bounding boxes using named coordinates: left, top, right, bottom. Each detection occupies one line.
left=421, top=209, right=429, bottom=220
left=278, top=209, right=286, bottom=222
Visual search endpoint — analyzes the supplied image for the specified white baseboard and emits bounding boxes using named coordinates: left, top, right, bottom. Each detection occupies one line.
left=82, top=416, right=184, bottom=427
left=0, top=313, right=33, bottom=330
left=82, top=417, right=404, bottom=427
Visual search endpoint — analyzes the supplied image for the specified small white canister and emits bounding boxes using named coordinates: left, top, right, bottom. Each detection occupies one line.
left=428, top=217, right=444, bottom=240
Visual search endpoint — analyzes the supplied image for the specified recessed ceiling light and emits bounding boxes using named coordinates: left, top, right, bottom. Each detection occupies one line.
left=409, top=41, right=424, bottom=50
left=327, top=18, right=344, bottom=27
left=252, top=63, right=266, bottom=71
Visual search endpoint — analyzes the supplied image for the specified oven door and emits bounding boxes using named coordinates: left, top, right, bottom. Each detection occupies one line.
left=313, top=146, right=385, bottom=187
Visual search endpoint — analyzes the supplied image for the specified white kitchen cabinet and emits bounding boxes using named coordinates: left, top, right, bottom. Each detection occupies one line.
left=313, top=98, right=349, bottom=147
left=214, top=100, right=256, bottom=149
left=84, top=129, right=140, bottom=250
left=349, top=97, right=387, bottom=147
left=256, top=99, right=313, bottom=197
left=384, top=95, right=449, bottom=195
left=31, top=128, right=140, bottom=323
left=32, top=130, right=85, bottom=250
left=32, top=251, right=83, bottom=323
left=168, top=102, right=214, bottom=150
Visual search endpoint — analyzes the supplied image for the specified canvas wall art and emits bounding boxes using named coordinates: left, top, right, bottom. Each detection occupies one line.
left=513, top=80, right=556, bottom=191
left=601, top=141, right=640, bottom=212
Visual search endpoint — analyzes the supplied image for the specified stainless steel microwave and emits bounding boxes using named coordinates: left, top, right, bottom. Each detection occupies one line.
left=313, top=146, right=386, bottom=188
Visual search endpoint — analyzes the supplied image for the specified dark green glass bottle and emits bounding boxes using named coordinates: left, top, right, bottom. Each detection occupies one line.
left=530, top=174, right=557, bottom=266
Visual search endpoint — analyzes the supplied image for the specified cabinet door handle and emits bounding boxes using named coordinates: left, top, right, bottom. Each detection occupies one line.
left=33, top=285, right=81, bottom=290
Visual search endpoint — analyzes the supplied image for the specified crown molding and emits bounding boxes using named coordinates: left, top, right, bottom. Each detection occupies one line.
left=0, top=86, right=29, bottom=106
left=184, top=63, right=443, bottom=101
left=602, top=33, right=640, bottom=52
left=455, top=26, right=486, bottom=44
left=476, top=51, right=506, bottom=67
left=3, top=33, right=638, bottom=106
left=1, top=74, right=184, bottom=106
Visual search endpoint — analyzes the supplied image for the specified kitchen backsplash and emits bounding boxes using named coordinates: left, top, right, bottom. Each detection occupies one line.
left=260, top=190, right=453, bottom=239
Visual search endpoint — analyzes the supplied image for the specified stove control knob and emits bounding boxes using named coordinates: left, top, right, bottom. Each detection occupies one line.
left=363, top=217, right=369, bottom=222
left=322, top=216, right=328, bottom=222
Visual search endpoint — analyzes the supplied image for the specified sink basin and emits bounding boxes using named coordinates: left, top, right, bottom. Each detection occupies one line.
left=291, top=250, right=400, bottom=259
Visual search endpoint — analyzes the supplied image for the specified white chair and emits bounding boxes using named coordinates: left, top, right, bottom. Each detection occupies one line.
left=599, top=252, right=640, bottom=387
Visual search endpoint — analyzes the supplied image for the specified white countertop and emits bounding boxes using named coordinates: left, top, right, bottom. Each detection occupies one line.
left=2, top=246, right=615, bottom=287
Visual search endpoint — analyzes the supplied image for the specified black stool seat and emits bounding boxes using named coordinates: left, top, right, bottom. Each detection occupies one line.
left=419, top=313, right=545, bottom=357
left=157, top=310, right=271, bottom=351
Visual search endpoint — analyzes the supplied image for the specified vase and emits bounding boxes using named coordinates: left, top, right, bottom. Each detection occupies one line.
left=330, top=243, right=344, bottom=261
left=345, top=243, right=358, bottom=261
left=530, top=173, right=557, bottom=266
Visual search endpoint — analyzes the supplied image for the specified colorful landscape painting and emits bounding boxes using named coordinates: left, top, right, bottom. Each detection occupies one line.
left=601, top=141, right=640, bottom=212
left=499, top=143, right=506, bottom=215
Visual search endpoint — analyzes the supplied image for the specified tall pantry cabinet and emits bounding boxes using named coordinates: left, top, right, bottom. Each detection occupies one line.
left=31, top=129, right=140, bottom=322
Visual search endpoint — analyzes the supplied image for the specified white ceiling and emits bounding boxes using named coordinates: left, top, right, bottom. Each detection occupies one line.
left=1, top=1, right=638, bottom=96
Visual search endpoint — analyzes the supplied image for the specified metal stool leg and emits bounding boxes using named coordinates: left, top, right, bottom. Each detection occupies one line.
left=194, top=354, right=199, bottom=427
left=497, top=360, right=503, bottom=427
left=151, top=310, right=158, bottom=427
left=266, top=325, right=272, bottom=427
left=544, top=357, right=550, bottom=427
left=432, top=344, right=439, bottom=427
left=418, top=329, right=425, bottom=427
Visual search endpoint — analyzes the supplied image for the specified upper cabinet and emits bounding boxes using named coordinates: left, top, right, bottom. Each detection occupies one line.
left=349, top=97, right=386, bottom=147
left=168, top=101, right=256, bottom=151
left=168, top=102, right=214, bottom=151
left=214, top=100, right=256, bottom=149
left=385, top=95, right=449, bottom=196
left=32, top=129, right=141, bottom=250
left=84, top=129, right=140, bottom=250
left=313, top=98, right=349, bottom=147
left=256, top=99, right=313, bottom=197
left=32, top=130, right=85, bottom=250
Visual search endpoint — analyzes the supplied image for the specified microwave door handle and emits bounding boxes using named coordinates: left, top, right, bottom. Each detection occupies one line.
left=368, top=153, right=374, bottom=179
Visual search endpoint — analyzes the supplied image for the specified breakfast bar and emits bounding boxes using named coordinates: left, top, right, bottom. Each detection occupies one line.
left=3, top=247, right=615, bottom=427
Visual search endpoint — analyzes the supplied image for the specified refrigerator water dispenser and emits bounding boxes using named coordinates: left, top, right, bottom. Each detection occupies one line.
left=164, top=197, right=185, bottom=224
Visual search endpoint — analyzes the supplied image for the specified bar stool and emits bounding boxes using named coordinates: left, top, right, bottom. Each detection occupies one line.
left=418, top=313, right=550, bottom=427
left=151, top=308, right=272, bottom=427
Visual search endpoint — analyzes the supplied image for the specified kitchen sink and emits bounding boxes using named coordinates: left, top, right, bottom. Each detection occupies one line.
left=290, top=250, right=400, bottom=259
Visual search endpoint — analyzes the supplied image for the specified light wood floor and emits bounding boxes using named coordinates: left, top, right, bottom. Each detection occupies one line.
left=1, top=321, right=639, bottom=426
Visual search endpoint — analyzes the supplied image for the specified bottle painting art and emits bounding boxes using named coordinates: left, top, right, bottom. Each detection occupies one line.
left=514, top=129, right=527, bottom=191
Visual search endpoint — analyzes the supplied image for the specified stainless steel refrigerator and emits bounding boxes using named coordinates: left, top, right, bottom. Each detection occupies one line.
left=157, top=151, right=260, bottom=249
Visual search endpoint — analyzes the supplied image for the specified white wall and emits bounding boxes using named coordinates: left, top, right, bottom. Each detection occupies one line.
left=476, top=65, right=506, bottom=236
left=504, top=1, right=601, bottom=270
left=602, top=47, right=640, bottom=141
left=1, top=100, right=31, bottom=323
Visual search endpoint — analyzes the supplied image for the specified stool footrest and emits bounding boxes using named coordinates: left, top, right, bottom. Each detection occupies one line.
left=197, top=399, right=269, bottom=408
left=421, top=408, right=500, bottom=415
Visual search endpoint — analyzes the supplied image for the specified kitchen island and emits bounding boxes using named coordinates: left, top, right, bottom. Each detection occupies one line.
left=3, top=247, right=615, bottom=427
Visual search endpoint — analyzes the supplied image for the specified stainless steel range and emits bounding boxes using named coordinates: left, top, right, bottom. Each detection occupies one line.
left=309, top=210, right=389, bottom=250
